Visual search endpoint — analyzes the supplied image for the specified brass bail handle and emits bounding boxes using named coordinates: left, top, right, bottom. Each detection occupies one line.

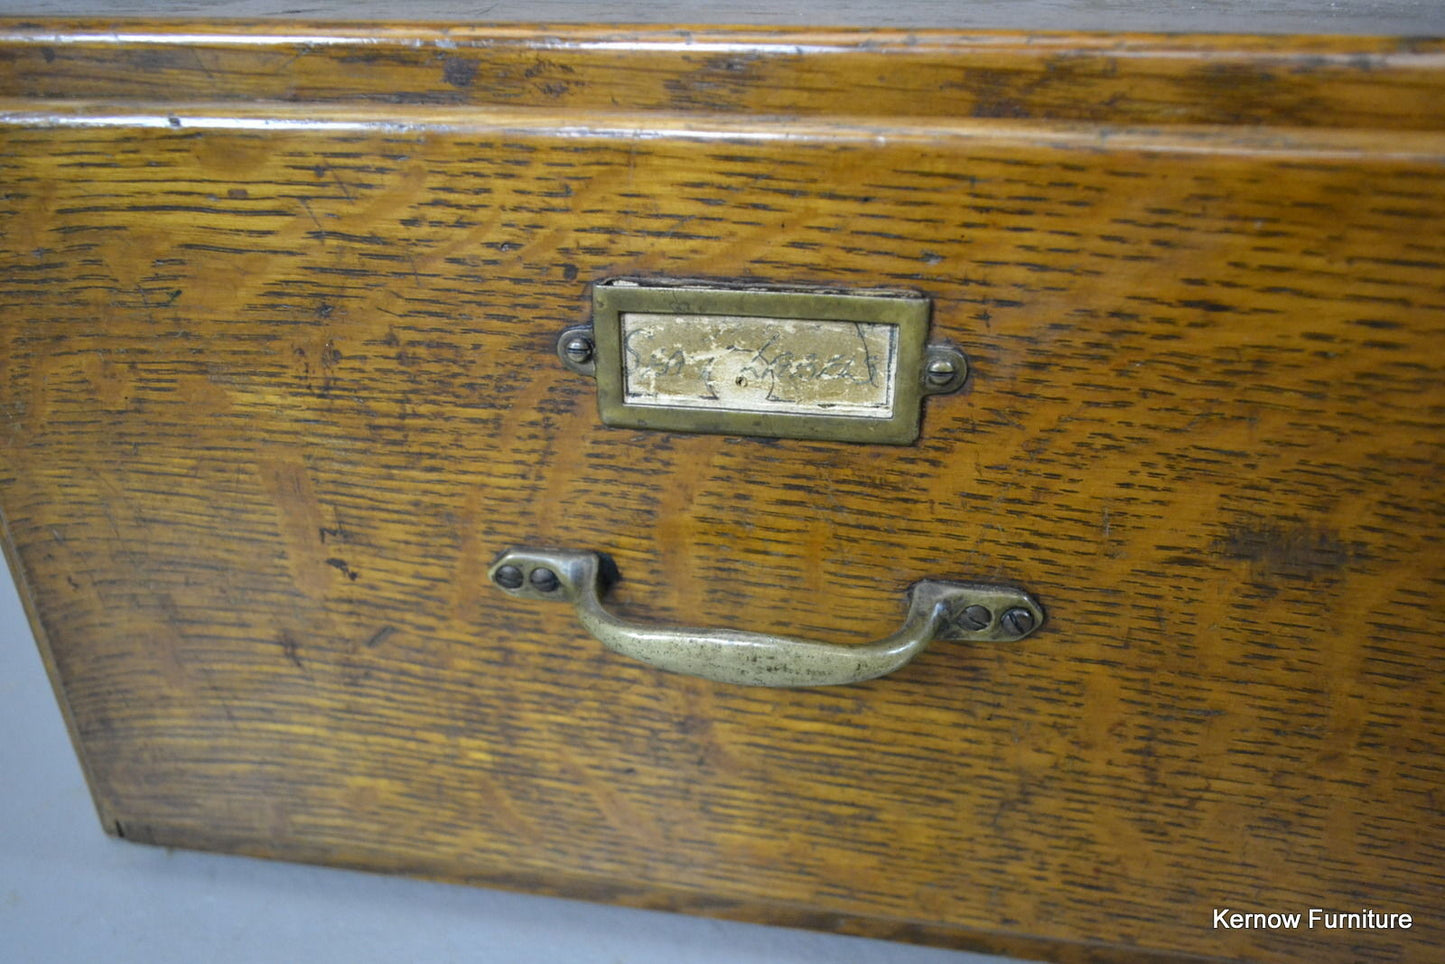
left=488, top=548, right=1044, bottom=687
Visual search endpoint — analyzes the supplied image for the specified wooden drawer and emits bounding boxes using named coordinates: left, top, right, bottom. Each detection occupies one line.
left=2, top=17, right=1442, bottom=963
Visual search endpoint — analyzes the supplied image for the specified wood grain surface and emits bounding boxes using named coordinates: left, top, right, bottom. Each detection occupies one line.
left=2, top=21, right=1443, bottom=964
left=4, top=23, right=1445, bottom=131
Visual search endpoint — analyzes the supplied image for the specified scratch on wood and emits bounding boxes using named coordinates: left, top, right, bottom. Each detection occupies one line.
left=326, top=557, right=360, bottom=581
left=256, top=453, right=334, bottom=599
left=278, top=630, right=304, bottom=669
left=364, top=625, right=396, bottom=649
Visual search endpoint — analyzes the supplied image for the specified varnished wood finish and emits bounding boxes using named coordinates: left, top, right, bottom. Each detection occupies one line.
left=2, top=21, right=1443, bottom=964
left=3, top=22, right=1445, bottom=130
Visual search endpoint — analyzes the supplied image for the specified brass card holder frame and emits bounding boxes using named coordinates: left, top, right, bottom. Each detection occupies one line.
left=558, top=280, right=967, bottom=444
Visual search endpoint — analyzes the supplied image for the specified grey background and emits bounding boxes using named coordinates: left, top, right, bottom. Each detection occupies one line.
left=0, top=560, right=1017, bottom=963
left=0, top=0, right=1442, bottom=34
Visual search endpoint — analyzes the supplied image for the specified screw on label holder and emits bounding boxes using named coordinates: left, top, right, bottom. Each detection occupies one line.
left=556, top=325, right=596, bottom=376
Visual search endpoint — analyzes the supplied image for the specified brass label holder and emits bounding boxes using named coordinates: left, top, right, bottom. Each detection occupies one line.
left=558, top=280, right=966, bottom=444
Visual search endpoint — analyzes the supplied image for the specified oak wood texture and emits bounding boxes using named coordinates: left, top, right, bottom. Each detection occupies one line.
left=2, top=20, right=1443, bottom=964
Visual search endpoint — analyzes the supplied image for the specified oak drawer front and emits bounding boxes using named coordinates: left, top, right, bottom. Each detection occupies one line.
left=2, top=22, right=1442, bottom=964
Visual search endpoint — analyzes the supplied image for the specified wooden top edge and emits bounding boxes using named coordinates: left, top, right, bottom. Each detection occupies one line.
left=7, top=99, right=1445, bottom=162
left=0, top=19, right=1442, bottom=54
left=4, top=19, right=1443, bottom=131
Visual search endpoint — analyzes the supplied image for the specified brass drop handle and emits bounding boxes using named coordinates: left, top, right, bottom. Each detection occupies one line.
left=488, top=548, right=1044, bottom=687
